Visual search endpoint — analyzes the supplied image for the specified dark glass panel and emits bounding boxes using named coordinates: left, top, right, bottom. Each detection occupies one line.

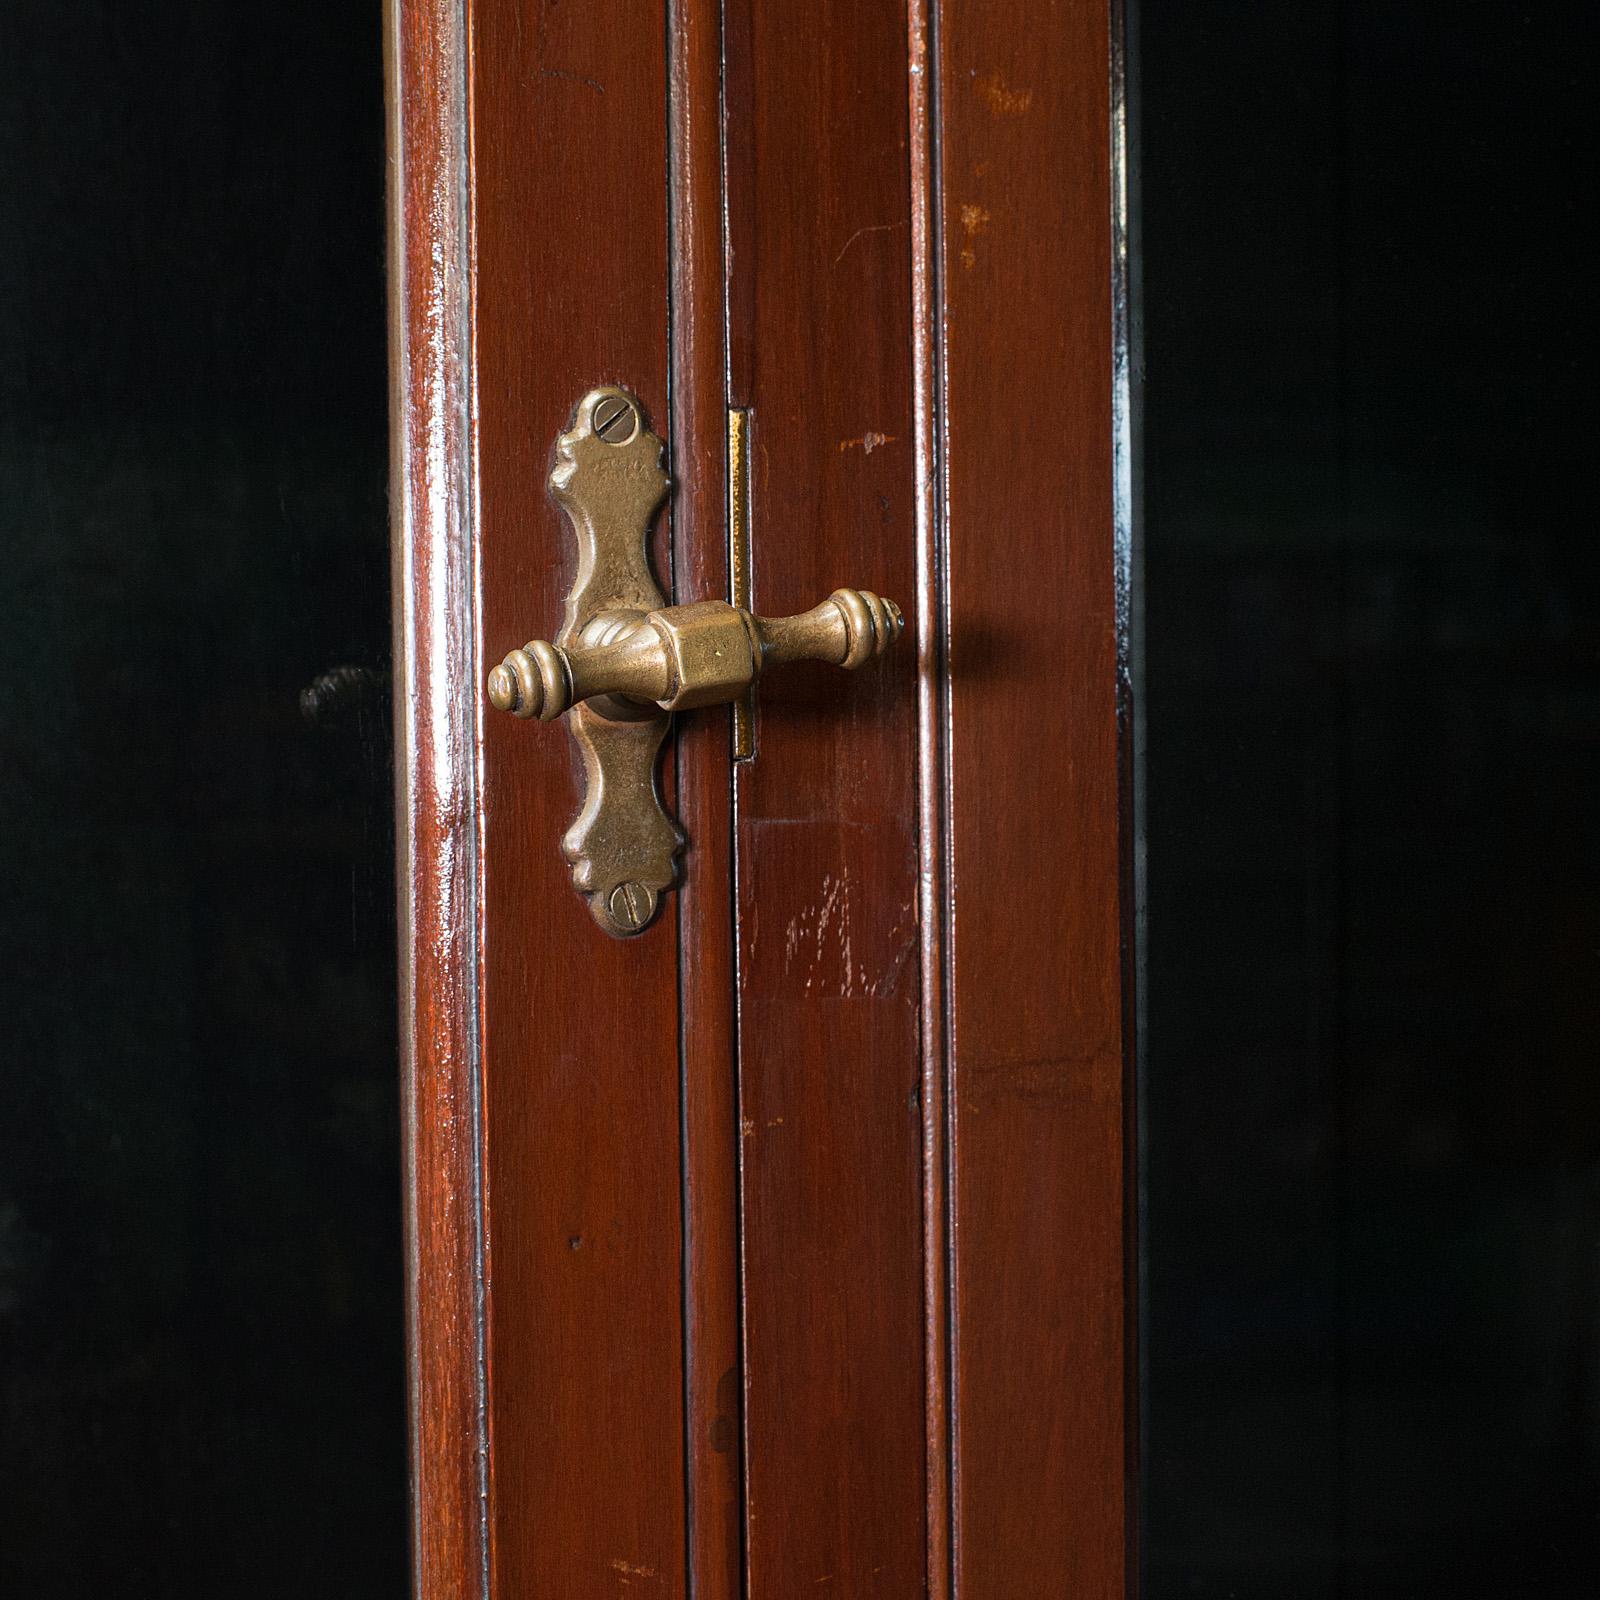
left=0, top=4, right=403, bottom=1592
left=1138, top=2, right=1598, bottom=1593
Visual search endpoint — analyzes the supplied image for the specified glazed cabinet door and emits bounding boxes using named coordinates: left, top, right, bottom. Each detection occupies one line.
left=2, top=8, right=403, bottom=1594
left=389, top=0, right=1131, bottom=1595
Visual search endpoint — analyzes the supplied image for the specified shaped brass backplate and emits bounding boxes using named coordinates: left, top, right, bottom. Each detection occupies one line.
left=547, top=388, right=682, bottom=937
left=488, top=386, right=904, bottom=938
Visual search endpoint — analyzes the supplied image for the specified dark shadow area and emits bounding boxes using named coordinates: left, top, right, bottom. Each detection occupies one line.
left=0, top=5, right=404, bottom=1592
left=1137, top=3, right=1599, bottom=1593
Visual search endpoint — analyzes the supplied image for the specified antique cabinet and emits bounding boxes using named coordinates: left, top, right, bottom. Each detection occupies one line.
left=14, top=3, right=1581, bottom=1594
left=389, top=0, right=1130, bottom=1593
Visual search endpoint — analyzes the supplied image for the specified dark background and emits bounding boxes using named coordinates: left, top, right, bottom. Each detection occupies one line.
left=0, top=3, right=403, bottom=1591
left=1138, top=1, right=1599, bottom=1593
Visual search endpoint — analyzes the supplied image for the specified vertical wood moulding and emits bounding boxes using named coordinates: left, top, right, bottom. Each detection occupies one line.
left=938, top=0, right=1129, bottom=1590
left=724, top=0, right=929, bottom=1585
left=472, top=0, right=685, bottom=1593
left=1109, top=0, right=1143, bottom=1583
left=907, top=0, right=955, bottom=1592
left=385, top=0, right=490, bottom=1595
left=667, top=0, right=744, bottom=1593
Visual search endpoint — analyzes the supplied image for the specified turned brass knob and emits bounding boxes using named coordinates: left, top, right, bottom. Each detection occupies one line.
left=487, top=588, right=903, bottom=722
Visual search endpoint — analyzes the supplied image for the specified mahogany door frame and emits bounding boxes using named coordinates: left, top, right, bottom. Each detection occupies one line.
left=388, top=0, right=488, bottom=1591
left=388, top=0, right=1135, bottom=1592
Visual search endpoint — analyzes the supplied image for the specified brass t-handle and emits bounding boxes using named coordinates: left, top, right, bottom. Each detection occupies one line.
left=484, top=386, right=903, bottom=937
left=486, top=588, right=902, bottom=721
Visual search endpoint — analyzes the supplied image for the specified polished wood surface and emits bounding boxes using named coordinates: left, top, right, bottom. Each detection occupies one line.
left=387, top=4, right=488, bottom=1595
left=724, top=0, right=929, bottom=1589
left=935, top=0, right=1131, bottom=1590
left=668, top=0, right=743, bottom=1592
left=906, top=2, right=953, bottom=1591
left=393, top=0, right=1130, bottom=1592
left=471, top=2, right=686, bottom=1595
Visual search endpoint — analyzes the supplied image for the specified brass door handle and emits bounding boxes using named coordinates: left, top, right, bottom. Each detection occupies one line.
left=487, top=589, right=902, bottom=720
left=486, top=387, right=903, bottom=937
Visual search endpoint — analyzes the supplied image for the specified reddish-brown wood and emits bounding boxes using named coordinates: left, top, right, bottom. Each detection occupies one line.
left=470, top=2, right=686, bottom=1595
left=387, top=4, right=489, bottom=1595
left=935, top=1, right=1131, bottom=1592
left=723, top=1, right=929, bottom=1590
left=906, top=1, right=954, bottom=1592
left=393, top=0, right=1131, bottom=1592
left=668, top=0, right=744, bottom=1594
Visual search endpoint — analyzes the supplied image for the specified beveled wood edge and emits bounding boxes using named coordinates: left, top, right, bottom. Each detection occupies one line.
left=907, top=1, right=954, bottom=1595
left=1111, top=0, right=1143, bottom=1583
left=386, top=1, right=490, bottom=1595
left=930, top=0, right=1133, bottom=1587
left=667, top=0, right=746, bottom=1593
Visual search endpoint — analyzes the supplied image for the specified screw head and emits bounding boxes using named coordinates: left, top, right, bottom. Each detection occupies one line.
left=592, top=394, right=637, bottom=445
left=605, top=881, right=654, bottom=933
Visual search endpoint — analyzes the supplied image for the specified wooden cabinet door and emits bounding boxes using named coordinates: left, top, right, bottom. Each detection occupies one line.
left=389, top=0, right=1131, bottom=1594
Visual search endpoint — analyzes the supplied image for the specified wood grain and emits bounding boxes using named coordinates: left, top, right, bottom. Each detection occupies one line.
left=935, top=0, right=1132, bottom=1592
left=470, top=1, right=686, bottom=1593
left=668, top=0, right=744, bottom=1593
left=395, top=1, right=1132, bottom=1592
left=386, top=3, right=489, bottom=1594
left=724, top=0, right=929, bottom=1589
left=906, top=0, right=953, bottom=1592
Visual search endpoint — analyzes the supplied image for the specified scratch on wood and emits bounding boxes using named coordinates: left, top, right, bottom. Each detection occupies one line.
left=872, top=929, right=918, bottom=999
left=784, top=870, right=857, bottom=994
left=959, top=203, right=992, bottom=272
left=833, top=218, right=908, bottom=266
left=794, top=882, right=839, bottom=989
left=781, top=868, right=919, bottom=1000
left=539, top=65, right=606, bottom=94
left=610, top=1557, right=658, bottom=1581
left=976, top=69, right=1032, bottom=116
left=962, top=1050, right=1119, bottom=1115
left=840, top=431, right=895, bottom=454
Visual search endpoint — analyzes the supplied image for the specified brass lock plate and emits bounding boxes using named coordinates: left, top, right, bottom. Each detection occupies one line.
left=546, top=388, right=682, bottom=937
left=489, top=387, right=903, bottom=937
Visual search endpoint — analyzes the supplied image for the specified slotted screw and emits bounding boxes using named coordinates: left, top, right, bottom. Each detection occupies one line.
left=606, top=881, right=653, bottom=933
left=593, top=395, right=636, bottom=444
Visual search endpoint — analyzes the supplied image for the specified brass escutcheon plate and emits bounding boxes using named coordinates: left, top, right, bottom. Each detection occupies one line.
left=547, top=387, right=682, bottom=937
left=489, top=387, right=903, bottom=934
